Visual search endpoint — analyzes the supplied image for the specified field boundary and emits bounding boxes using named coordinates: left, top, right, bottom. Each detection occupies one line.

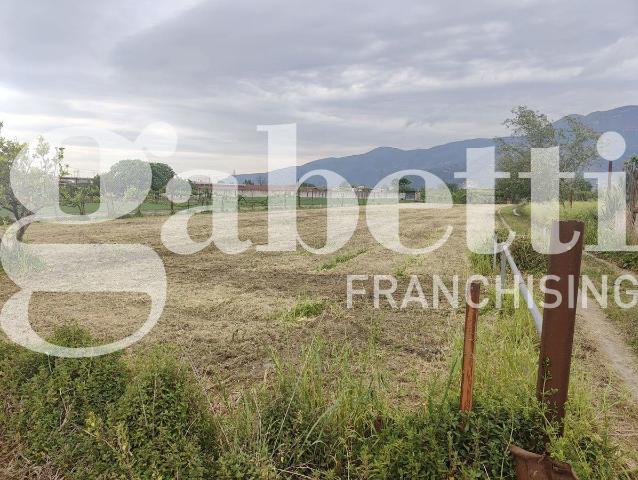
left=498, top=205, right=638, bottom=404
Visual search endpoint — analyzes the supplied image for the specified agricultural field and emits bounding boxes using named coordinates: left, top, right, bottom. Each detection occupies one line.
left=0, top=206, right=467, bottom=398
left=1, top=205, right=638, bottom=478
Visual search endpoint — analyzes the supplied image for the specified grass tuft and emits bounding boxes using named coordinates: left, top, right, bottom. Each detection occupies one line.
left=281, top=298, right=327, bottom=321
left=318, top=249, right=365, bottom=271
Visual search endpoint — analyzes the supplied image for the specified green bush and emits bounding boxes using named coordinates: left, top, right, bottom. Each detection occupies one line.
left=103, top=349, right=218, bottom=479
left=0, top=327, right=218, bottom=479
left=0, top=322, right=629, bottom=478
left=1, top=326, right=128, bottom=477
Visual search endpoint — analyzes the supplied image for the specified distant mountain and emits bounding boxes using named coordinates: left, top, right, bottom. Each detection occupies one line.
left=235, top=105, right=638, bottom=187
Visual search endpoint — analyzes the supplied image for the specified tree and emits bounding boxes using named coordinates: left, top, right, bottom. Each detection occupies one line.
left=0, top=124, right=27, bottom=222
left=100, top=159, right=150, bottom=218
left=0, top=123, right=66, bottom=241
left=496, top=106, right=598, bottom=202
left=61, top=183, right=99, bottom=215
left=398, top=177, right=412, bottom=193
left=390, top=177, right=412, bottom=193
left=150, top=162, right=175, bottom=193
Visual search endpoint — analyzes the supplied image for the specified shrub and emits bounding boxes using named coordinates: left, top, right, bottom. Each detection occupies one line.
left=2, top=326, right=128, bottom=477
left=0, top=328, right=218, bottom=479
left=102, top=349, right=218, bottom=479
left=0, top=321, right=629, bottom=479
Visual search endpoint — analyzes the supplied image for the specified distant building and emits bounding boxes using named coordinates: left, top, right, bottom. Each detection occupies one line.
left=59, top=176, right=94, bottom=187
left=400, top=190, right=421, bottom=201
left=190, top=182, right=328, bottom=198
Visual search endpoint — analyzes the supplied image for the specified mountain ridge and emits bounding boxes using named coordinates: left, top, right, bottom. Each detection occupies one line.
left=235, top=105, right=638, bottom=187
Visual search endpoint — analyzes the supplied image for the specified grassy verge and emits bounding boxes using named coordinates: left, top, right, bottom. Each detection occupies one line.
left=467, top=250, right=633, bottom=477
left=502, top=202, right=638, bottom=355
left=516, top=201, right=638, bottom=271
left=1, top=309, right=631, bottom=480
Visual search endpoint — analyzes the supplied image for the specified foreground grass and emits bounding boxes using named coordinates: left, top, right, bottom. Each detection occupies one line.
left=0, top=310, right=630, bottom=479
left=468, top=250, right=633, bottom=477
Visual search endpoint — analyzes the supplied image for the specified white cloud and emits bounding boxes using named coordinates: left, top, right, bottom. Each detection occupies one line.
left=0, top=0, right=637, bottom=174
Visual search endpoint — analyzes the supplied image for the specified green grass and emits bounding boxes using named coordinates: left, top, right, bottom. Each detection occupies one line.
left=467, top=252, right=632, bottom=477
left=50, top=196, right=367, bottom=216
left=318, top=249, right=365, bottom=271
left=516, top=200, right=638, bottom=271
left=281, top=298, right=328, bottom=321
left=393, top=255, right=419, bottom=278
left=1, top=313, right=629, bottom=479
left=500, top=201, right=638, bottom=361
left=0, top=207, right=12, bottom=218
left=517, top=201, right=598, bottom=246
left=57, top=201, right=193, bottom=215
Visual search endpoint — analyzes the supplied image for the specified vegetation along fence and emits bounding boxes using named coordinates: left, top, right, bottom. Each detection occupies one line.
left=461, top=219, right=585, bottom=479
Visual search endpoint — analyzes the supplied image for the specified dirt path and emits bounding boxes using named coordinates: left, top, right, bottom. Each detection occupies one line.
left=577, top=293, right=638, bottom=402
left=498, top=206, right=638, bottom=404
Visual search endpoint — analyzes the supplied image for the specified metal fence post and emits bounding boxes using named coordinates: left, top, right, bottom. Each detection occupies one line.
left=493, top=234, right=498, bottom=272
left=500, top=248, right=507, bottom=291
left=460, top=282, right=481, bottom=414
left=536, top=220, right=585, bottom=429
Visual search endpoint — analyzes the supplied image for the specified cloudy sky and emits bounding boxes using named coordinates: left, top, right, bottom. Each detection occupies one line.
left=1, top=0, right=637, bottom=175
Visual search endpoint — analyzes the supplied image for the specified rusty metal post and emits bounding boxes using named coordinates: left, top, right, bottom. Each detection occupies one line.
left=608, top=160, right=613, bottom=190
left=536, top=220, right=585, bottom=428
left=500, top=248, right=507, bottom=291
left=493, top=234, right=498, bottom=272
left=510, top=446, right=580, bottom=479
left=460, top=282, right=481, bottom=413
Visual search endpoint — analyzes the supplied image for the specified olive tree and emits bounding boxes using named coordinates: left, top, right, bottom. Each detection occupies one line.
left=496, top=106, right=598, bottom=202
left=0, top=123, right=66, bottom=240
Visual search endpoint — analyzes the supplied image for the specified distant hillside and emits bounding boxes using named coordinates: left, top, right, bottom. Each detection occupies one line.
left=235, top=105, right=638, bottom=187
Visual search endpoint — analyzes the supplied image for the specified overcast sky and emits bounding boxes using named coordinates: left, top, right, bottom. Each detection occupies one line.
left=1, top=0, right=637, bottom=175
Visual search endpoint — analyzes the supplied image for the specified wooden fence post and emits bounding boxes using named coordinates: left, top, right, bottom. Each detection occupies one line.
left=536, top=220, right=585, bottom=429
left=460, top=282, right=481, bottom=413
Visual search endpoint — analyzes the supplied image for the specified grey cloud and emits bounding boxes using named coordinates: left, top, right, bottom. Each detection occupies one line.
left=0, top=0, right=637, bottom=174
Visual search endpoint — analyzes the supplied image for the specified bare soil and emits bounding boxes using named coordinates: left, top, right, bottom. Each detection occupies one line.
left=0, top=205, right=471, bottom=405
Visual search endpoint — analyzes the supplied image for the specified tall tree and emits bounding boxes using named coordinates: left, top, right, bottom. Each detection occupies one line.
left=398, top=177, right=412, bottom=193
left=0, top=123, right=66, bottom=240
left=149, top=162, right=175, bottom=193
left=100, top=159, right=151, bottom=217
left=496, top=106, right=598, bottom=202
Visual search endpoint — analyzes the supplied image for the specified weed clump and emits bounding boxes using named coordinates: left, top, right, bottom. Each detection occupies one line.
left=1, top=327, right=128, bottom=476
left=318, top=249, right=365, bottom=270
left=0, top=327, right=218, bottom=479
left=0, top=321, right=628, bottom=479
left=281, top=298, right=327, bottom=321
